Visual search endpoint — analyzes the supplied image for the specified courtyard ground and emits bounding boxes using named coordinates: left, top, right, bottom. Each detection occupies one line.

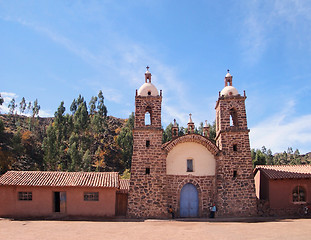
left=0, top=217, right=310, bottom=240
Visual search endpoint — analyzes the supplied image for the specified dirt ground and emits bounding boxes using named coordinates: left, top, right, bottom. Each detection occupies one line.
left=0, top=217, right=311, bottom=240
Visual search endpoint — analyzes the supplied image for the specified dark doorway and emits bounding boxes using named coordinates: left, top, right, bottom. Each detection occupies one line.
left=54, top=192, right=66, bottom=213
left=54, top=192, right=60, bottom=212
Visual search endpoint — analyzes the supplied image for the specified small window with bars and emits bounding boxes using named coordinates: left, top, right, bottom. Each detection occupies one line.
left=84, top=192, right=99, bottom=201
left=18, top=192, right=32, bottom=201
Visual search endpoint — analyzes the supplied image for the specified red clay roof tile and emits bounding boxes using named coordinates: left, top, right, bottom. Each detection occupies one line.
left=254, top=165, right=311, bottom=179
left=0, top=171, right=119, bottom=188
left=118, top=179, right=130, bottom=193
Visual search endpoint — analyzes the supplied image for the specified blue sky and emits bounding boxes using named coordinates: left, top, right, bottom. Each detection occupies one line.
left=0, top=0, right=311, bottom=154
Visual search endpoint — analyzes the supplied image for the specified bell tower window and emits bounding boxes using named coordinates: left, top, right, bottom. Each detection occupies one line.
left=230, top=108, right=238, bottom=126
left=145, top=106, right=152, bottom=126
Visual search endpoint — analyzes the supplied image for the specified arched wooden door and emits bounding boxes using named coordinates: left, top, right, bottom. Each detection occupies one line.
left=180, top=183, right=199, bottom=217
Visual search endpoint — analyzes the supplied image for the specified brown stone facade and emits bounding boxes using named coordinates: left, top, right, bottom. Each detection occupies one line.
left=128, top=70, right=258, bottom=218
left=127, top=94, right=168, bottom=218
left=215, top=95, right=257, bottom=216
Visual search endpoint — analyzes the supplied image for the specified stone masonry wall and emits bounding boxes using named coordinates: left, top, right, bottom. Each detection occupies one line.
left=128, top=129, right=168, bottom=218
left=215, top=95, right=257, bottom=217
left=128, top=94, right=168, bottom=218
left=135, top=96, right=162, bottom=128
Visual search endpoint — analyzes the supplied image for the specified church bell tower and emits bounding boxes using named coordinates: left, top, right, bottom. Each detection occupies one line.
left=215, top=70, right=257, bottom=216
left=127, top=67, right=167, bottom=218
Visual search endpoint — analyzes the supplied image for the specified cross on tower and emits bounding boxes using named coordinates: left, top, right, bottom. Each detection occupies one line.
left=146, top=66, right=150, bottom=71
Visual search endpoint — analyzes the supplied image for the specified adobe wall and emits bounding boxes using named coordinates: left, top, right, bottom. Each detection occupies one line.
left=166, top=175, right=216, bottom=218
left=0, top=186, right=116, bottom=218
left=166, top=142, right=216, bottom=176
left=269, top=178, right=311, bottom=209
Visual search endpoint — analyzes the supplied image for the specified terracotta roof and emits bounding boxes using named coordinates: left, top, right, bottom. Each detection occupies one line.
left=0, top=171, right=119, bottom=188
left=118, top=179, right=130, bottom=193
left=254, top=165, right=311, bottom=179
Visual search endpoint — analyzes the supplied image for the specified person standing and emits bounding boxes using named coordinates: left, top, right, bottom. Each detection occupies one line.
left=209, top=204, right=217, bottom=218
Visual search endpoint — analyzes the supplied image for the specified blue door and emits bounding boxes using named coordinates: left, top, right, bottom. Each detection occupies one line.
left=180, top=183, right=199, bottom=217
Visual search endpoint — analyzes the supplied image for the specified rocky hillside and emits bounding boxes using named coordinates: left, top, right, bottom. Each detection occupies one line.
left=0, top=114, right=125, bottom=174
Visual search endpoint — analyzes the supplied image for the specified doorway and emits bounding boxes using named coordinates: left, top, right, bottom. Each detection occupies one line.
left=180, top=183, right=199, bottom=217
left=54, top=192, right=66, bottom=213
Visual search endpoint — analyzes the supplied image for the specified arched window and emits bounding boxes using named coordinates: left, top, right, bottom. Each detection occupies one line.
left=145, top=106, right=152, bottom=125
left=293, top=186, right=306, bottom=202
left=229, top=108, right=238, bottom=126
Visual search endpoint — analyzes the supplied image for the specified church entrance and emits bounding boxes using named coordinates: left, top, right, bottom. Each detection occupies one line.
left=180, top=183, right=199, bottom=217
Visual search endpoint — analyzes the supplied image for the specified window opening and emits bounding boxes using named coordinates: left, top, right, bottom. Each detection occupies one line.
left=293, top=186, right=305, bottom=202
left=148, top=91, right=151, bottom=96
left=233, top=170, right=237, bottom=179
left=146, top=140, right=150, bottom=147
left=230, top=108, right=238, bottom=126
left=187, top=159, right=193, bottom=172
left=145, top=112, right=151, bottom=125
left=84, top=192, right=99, bottom=201
left=145, top=107, right=152, bottom=126
left=18, top=192, right=32, bottom=201
left=233, top=144, right=237, bottom=151
left=145, top=168, right=150, bottom=175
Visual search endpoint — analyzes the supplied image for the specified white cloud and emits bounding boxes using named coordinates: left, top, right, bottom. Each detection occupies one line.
left=240, top=0, right=311, bottom=64
left=250, top=100, right=311, bottom=154
left=0, top=92, right=18, bottom=113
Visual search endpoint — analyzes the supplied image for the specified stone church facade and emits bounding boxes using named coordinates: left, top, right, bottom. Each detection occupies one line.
left=127, top=68, right=257, bottom=218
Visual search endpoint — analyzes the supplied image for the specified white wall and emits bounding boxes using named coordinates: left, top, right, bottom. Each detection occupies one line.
left=166, top=142, right=216, bottom=176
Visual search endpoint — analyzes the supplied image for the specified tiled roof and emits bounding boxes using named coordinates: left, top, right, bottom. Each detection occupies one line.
left=118, top=179, right=130, bottom=193
left=254, top=165, right=311, bottom=179
left=0, top=171, right=119, bottom=188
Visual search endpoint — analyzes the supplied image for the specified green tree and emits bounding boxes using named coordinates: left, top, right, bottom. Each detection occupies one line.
left=19, top=97, right=27, bottom=114
left=11, top=130, right=23, bottom=154
left=252, top=149, right=267, bottom=168
left=209, top=121, right=216, bottom=142
left=42, top=124, right=58, bottom=170
left=266, top=149, right=274, bottom=165
left=0, top=93, right=4, bottom=112
left=74, top=101, right=89, bottom=130
left=82, top=149, right=92, bottom=171
left=117, top=113, right=134, bottom=169
left=32, top=99, right=40, bottom=117
left=97, top=90, right=107, bottom=117
left=162, top=122, right=173, bottom=143
left=8, top=98, right=17, bottom=115
left=89, top=96, right=98, bottom=115
left=179, top=126, right=185, bottom=136
left=27, top=101, right=32, bottom=114
left=70, top=99, right=77, bottom=114
left=68, top=142, right=81, bottom=171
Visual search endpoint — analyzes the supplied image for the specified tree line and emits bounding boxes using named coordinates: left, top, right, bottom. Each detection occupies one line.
left=251, top=146, right=310, bottom=168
